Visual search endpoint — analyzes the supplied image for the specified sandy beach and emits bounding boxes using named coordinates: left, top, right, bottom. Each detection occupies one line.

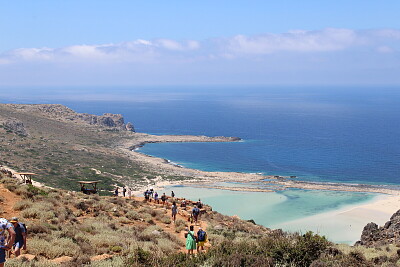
left=275, top=194, right=400, bottom=243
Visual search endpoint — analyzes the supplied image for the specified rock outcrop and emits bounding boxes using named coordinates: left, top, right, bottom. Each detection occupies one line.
left=2, top=104, right=135, bottom=132
left=356, top=209, right=400, bottom=247
left=2, top=119, right=28, bottom=136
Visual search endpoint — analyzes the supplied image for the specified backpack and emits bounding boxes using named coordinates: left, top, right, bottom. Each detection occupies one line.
left=197, top=230, right=206, bottom=242
left=193, top=207, right=200, bottom=215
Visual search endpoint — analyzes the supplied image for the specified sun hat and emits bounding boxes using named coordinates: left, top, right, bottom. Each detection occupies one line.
left=9, top=217, right=18, bottom=223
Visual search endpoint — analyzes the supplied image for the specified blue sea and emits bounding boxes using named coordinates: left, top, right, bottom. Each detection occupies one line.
left=2, top=86, right=400, bottom=243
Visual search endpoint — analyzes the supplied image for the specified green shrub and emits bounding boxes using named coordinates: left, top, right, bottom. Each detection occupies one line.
left=110, top=245, right=123, bottom=253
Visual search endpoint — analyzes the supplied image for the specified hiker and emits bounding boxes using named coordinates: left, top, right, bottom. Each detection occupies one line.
left=0, top=218, right=16, bottom=267
left=161, top=193, right=167, bottom=205
left=171, top=191, right=175, bottom=199
left=149, top=187, right=154, bottom=197
left=9, top=217, right=26, bottom=257
left=127, top=188, right=132, bottom=198
left=197, top=199, right=203, bottom=209
left=154, top=192, right=159, bottom=204
left=192, top=205, right=200, bottom=225
left=171, top=201, right=178, bottom=223
left=144, top=190, right=149, bottom=201
left=114, top=187, right=119, bottom=196
left=180, top=199, right=187, bottom=208
left=122, top=187, right=127, bottom=197
left=185, top=225, right=197, bottom=255
left=197, top=227, right=207, bottom=253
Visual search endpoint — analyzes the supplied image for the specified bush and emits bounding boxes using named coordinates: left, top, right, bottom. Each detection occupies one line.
left=13, top=200, right=33, bottom=211
left=28, top=237, right=80, bottom=259
left=160, top=215, right=172, bottom=224
left=110, top=245, right=123, bottom=253
left=21, top=207, right=41, bottom=219
left=126, top=210, right=140, bottom=220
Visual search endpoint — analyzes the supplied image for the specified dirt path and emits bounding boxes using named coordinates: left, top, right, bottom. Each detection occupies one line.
left=132, top=196, right=211, bottom=253
left=0, top=184, right=21, bottom=219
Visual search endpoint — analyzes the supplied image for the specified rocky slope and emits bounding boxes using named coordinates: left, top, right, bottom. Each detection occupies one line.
left=357, top=209, right=400, bottom=247
left=1, top=103, right=135, bottom=132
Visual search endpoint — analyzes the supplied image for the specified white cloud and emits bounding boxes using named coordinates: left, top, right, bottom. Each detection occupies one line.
left=226, top=28, right=360, bottom=54
left=0, top=28, right=399, bottom=66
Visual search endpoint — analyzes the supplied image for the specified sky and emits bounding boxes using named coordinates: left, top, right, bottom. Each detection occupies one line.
left=1, top=0, right=400, bottom=86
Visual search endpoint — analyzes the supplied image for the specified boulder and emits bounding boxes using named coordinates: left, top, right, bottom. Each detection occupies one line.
left=2, top=119, right=28, bottom=136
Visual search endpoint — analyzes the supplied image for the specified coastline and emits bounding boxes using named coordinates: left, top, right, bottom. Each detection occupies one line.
left=119, top=133, right=400, bottom=195
left=116, top=133, right=400, bottom=243
left=274, top=193, right=400, bottom=244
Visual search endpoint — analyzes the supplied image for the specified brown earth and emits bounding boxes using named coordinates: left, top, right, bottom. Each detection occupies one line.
left=0, top=183, right=21, bottom=219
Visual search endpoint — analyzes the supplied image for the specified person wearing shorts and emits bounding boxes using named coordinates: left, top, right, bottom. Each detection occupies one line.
left=0, top=218, right=16, bottom=267
left=10, top=217, right=26, bottom=257
left=197, top=227, right=207, bottom=253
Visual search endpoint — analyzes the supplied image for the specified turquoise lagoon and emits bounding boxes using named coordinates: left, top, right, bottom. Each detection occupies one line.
left=3, top=86, right=400, bottom=244
left=163, top=185, right=377, bottom=244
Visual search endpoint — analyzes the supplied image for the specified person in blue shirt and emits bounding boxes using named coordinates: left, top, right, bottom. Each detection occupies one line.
left=0, top=218, right=16, bottom=267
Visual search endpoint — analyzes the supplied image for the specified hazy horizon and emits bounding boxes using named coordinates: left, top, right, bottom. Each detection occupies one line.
left=1, top=1, right=400, bottom=87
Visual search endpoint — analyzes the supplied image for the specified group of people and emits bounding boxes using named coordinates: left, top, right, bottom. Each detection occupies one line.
left=0, top=217, right=27, bottom=267
left=114, top=186, right=132, bottom=198
left=114, top=187, right=208, bottom=254
left=144, top=189, right=172, bottom=206
left=170, top=198, right=208, bottom=254
left=0, top=168, right=12, bottom=178
left=185, top=225, right=207, bottom=255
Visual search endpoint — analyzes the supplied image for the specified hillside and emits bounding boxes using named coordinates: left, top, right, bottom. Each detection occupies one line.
left=2, top=174, right=400, bottom=266
left=0, top=103, right=238, bottom=193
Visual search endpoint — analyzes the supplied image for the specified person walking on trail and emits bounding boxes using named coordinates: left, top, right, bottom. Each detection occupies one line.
left=154, top=192, right=159, bottom=204
left=185, top=225, right=197, bottom=255
left=122, top=187, right=127, bottom=197
left=192, top=206, right=200, bottom=225
left=149, top=187, right=154, bottom=197
left=114, top=187, right=119, bottom=196
left=127, top=188, right=132, bottom=199
left=197, top=199, right=203, bottom=209
left=171, top=191, right=175, bottom=199
left=171, top=202, right=178, bottom=223
left=144, top=190, right=150, bottom=201
left=161, top=193, right=167, bottom=206
left=0, top=218, right=16, bottom=267
left=9, top=217, right=26, bottom=257
left=197, top=227, right=207, bottom=253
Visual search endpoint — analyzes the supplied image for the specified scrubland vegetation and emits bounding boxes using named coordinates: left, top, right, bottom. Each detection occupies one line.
left=1, top=175, right=400, bottom=266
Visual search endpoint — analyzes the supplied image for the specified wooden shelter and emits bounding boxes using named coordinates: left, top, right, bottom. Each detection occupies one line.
left=16, top=172, right=36, bottom=184
left=77, top=181, right=100, bottom=194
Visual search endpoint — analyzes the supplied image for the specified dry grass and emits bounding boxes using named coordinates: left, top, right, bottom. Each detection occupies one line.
left=2, top=178, right=398, bottom=266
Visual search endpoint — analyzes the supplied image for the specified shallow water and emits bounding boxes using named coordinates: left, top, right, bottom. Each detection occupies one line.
left=3, top=86, right=399, bottom=243
left=163, top=185, right=376, bottom=244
